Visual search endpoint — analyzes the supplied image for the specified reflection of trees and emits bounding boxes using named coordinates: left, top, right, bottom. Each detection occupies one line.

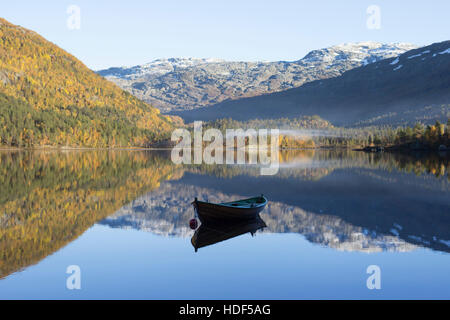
left=187, top=149, right=450, bottom=181
left=0, top=151, right=178, bottom=279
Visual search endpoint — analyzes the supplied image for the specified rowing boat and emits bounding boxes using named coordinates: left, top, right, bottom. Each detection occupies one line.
left=192, top=195, right=268, bottom=224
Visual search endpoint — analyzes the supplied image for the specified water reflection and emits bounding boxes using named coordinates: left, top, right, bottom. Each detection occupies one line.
left=191, top=216, right=267, bottom=252
left=0, top=149, right=449, bottom=280
left=0, top=150, right=178, bottom=279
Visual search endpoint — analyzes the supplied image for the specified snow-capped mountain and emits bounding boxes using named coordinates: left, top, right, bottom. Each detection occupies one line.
left=175, top=41, right=450, bottom=127
left=97, top=42, right=417, bottom=112
left=98, top=57, right=225, bottom=79
left=301, top=42, right=416, bottom=66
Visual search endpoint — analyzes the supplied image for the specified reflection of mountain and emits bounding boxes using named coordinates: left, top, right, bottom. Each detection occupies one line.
left=264, top=202, right=419, bottom=253
left=0, top=150, right=178, bottom=279
left=189, top=159, right=450, bottom=252
left=101, top=150, right=450, bottom=253
left=100, top=181, right=419, bottom=253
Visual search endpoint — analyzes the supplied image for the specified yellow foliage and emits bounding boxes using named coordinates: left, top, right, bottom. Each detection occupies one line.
left=0, top=18, right=178, bottom=146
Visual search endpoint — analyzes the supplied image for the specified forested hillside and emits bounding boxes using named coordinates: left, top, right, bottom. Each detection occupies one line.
left=0, top=18, right=175, bottom=147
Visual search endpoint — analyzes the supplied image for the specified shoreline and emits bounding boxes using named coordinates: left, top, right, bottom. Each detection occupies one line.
left=353, top=146, right=449, bottom=155
left=2, top=145, right=447, bottom=154
left=0, top=145, right=355, bottom=152
left=0, top=146, right=175, bottom=151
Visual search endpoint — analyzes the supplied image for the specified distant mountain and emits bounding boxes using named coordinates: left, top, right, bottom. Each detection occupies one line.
left=98, top=57, right=226, bottom=79
left=0, top=18, right=175, bottom=148
left=98, top=42, right=416, bottom=112
left=173, top=41, right=450, bottom=126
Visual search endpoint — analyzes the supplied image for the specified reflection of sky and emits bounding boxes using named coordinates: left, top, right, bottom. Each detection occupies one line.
left=216, top=157, right=342, bottom=169
left=1, top=225, right=449, bottom=299
left=277, top=159, right=339, bottom=169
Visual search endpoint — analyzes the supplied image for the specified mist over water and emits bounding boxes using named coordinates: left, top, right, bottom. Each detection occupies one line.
left=224, top=129, right=349, bottom=139
left=279, top=129, right=349, bottom=138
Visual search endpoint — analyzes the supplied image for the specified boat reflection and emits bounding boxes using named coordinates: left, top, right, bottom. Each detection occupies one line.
left=191, top=215, right=267, bottom=252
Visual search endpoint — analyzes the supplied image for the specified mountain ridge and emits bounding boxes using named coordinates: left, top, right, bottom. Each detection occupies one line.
left=173, top=41, right=450, bottom=127
left=98, top=42, right=417, bottom=112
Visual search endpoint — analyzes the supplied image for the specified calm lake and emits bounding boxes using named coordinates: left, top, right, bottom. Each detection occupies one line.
left=0, top=149, right=449, bottom=299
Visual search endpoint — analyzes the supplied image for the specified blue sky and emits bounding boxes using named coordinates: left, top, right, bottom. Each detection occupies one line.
left=2, top=0, right=449, bottom=70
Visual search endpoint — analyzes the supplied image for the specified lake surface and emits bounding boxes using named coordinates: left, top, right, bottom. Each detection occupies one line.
left=0, top=149, right=449, bottom=299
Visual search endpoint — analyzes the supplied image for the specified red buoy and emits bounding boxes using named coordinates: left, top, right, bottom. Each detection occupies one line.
left=189, top=218, right=198, bottom=230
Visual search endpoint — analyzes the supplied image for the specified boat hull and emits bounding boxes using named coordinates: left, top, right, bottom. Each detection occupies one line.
left=193, top=196, right=267, bottom=224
